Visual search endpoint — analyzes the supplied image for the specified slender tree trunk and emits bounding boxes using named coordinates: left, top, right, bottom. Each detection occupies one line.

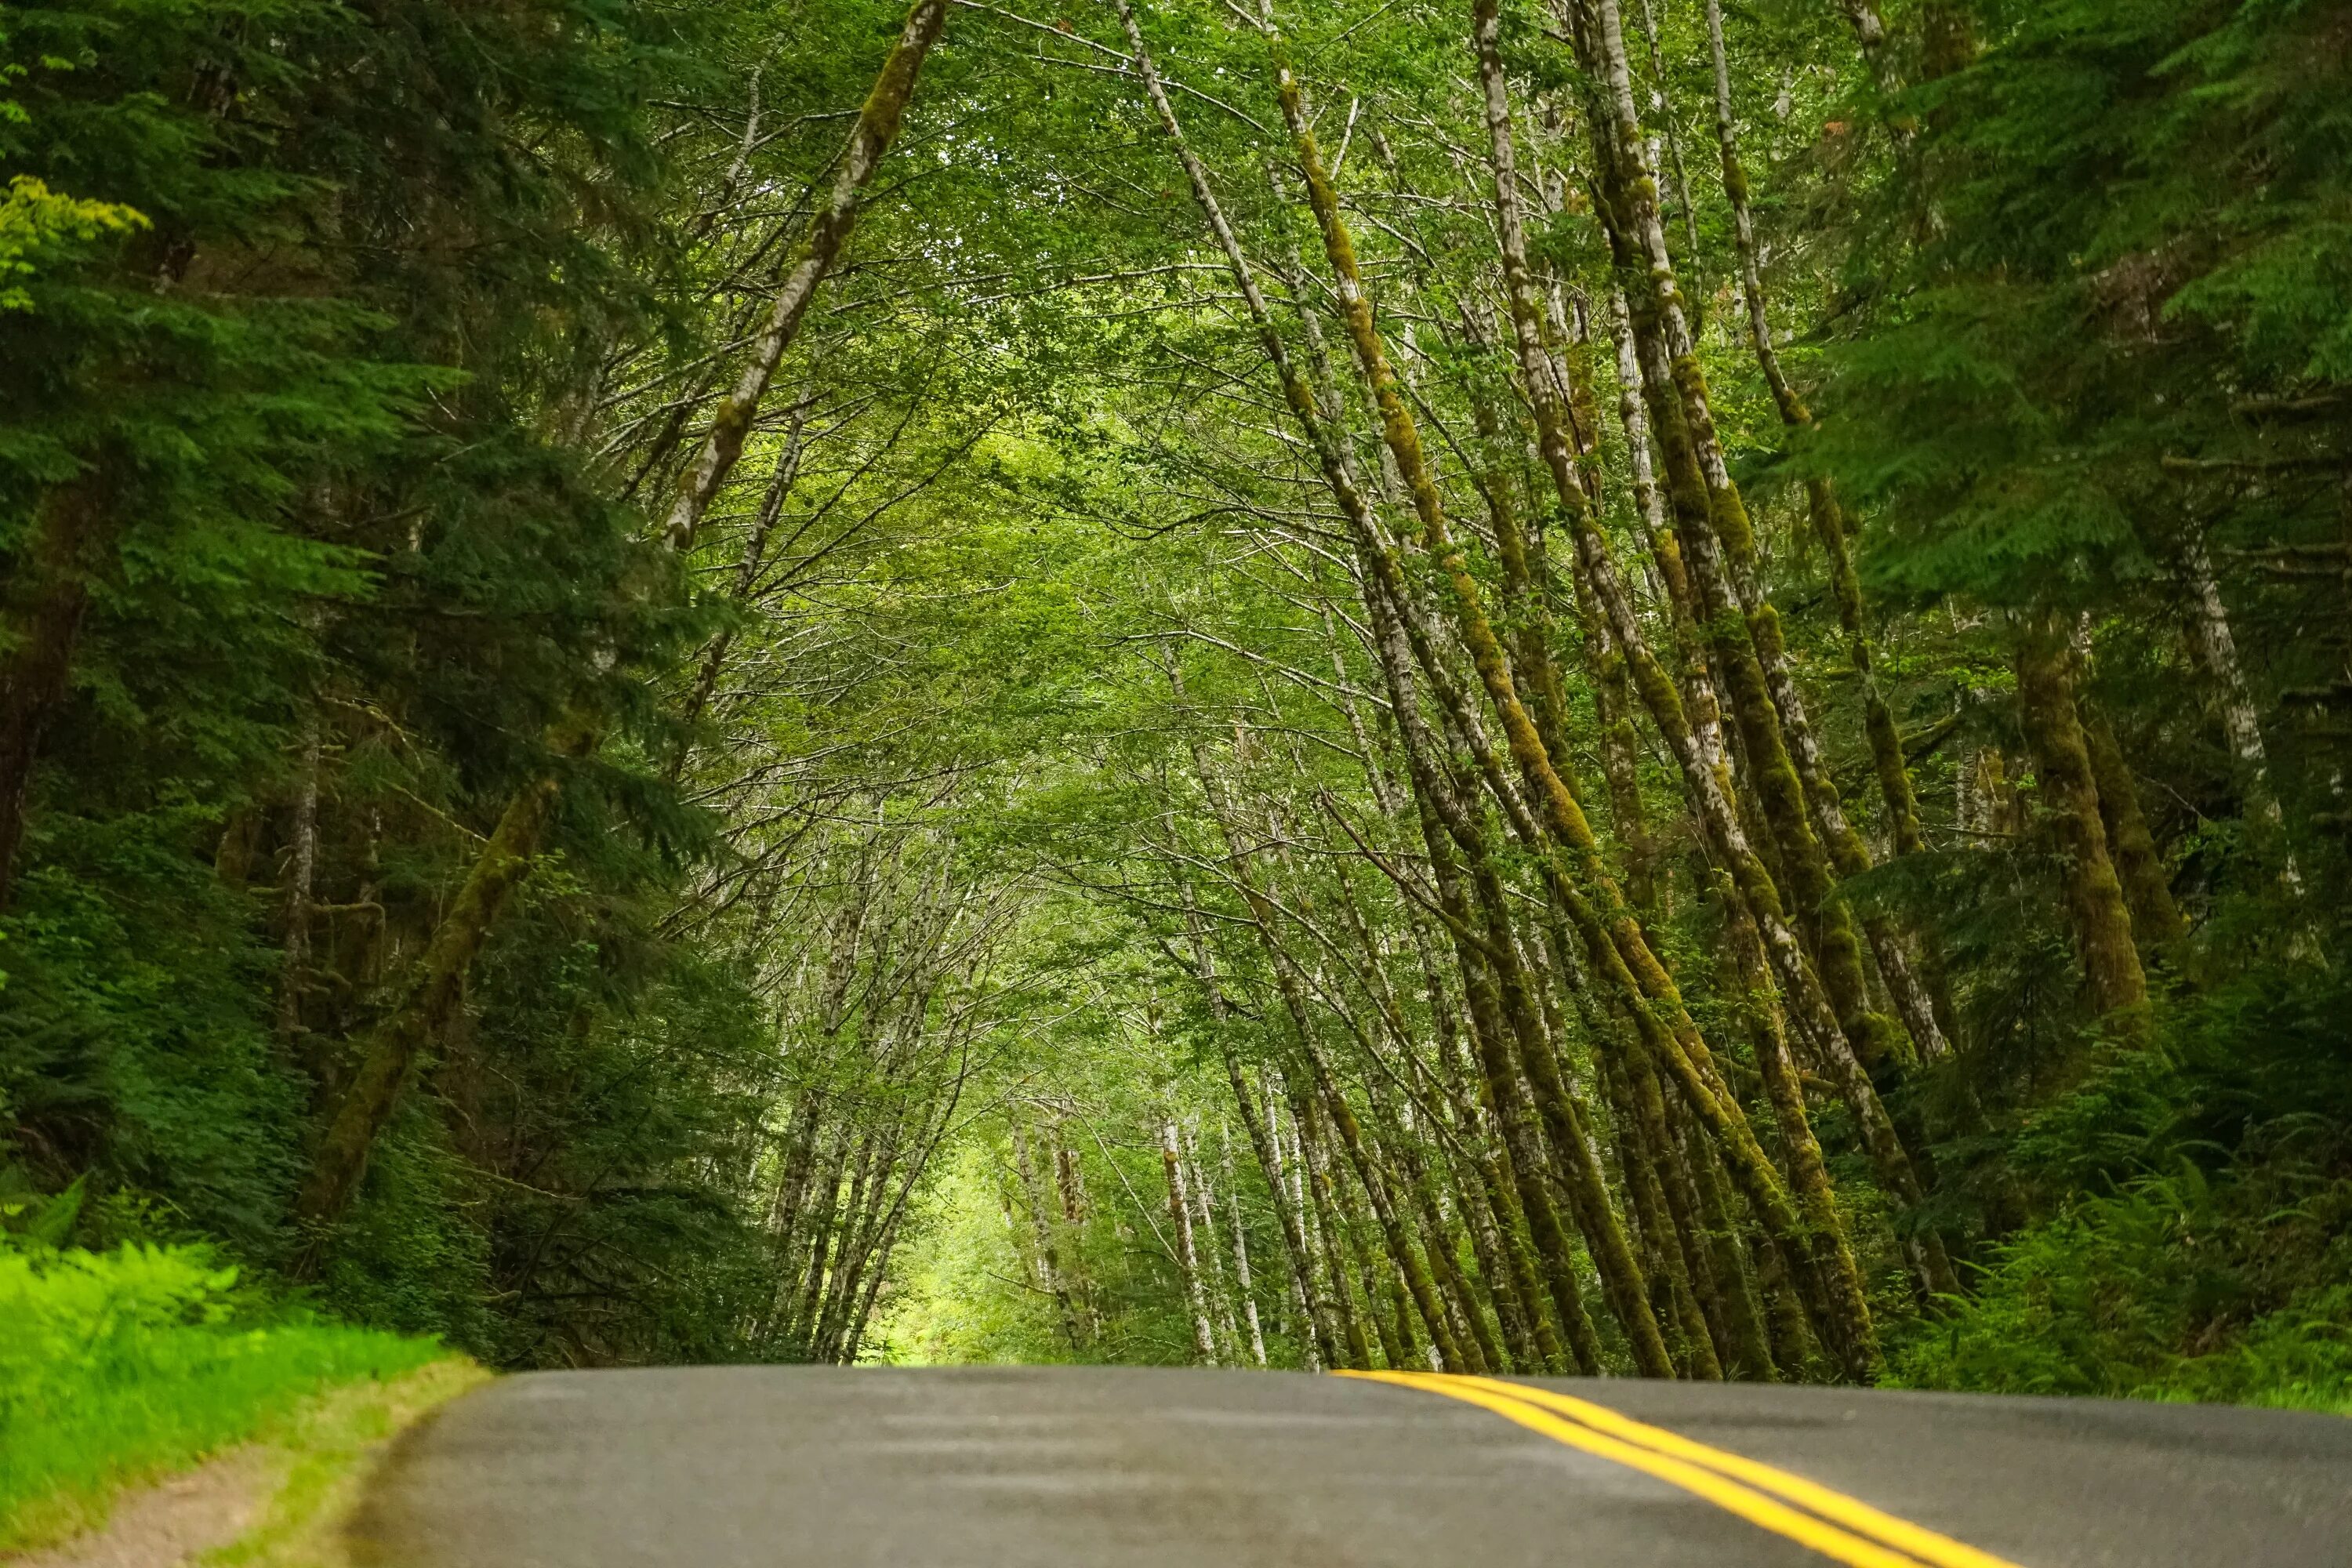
left=278, top=712, right=324, bottom=1043
left=294, top=711, right=596, bottom=1229
left=1163, top=1117, right=1219, bottom=1366
left=1330, top=1150, right=1408, bottom=1369
left=1013, top=1118, right=1087, bottom=1351
left=1704, top=0, right=1925, bottom=863
left=662, top=0, right=950, bottom=551
left=1562, top=0, right=1956, bottom=1296
left=675, top=396, right=815, bottom=753
left=2180, top=537, right=2300, bottom=891
left=815, top=1118, right=899, bottom=1360
left=1294, top=1091, right=1372, bottom=1369
left=1714, top=871, right=1881, bottom=1379
left=1185, top=1123, right=1244, bottom=1363
left=2078, top=690, right=2188, bottom=952
left=1185, top=881, right=1334, bottom=1368
left=760, top=1088, right=828, bottom=1348
left=1411, top=914, right=1542, bottom=1373
left=1382, top=1091, right=1498, bottom=1374
left=1363, top=585, right=1596, bottom=1373
left=1299, top=1029, right=1469, bottom=1371
left=1221, top=1125, right=1269, bottom=1367
left=1571, top=0, right=1924, bottom=1081
left=789, top=1123, right=855, bottom=1358
left=1593, top=1022, right=1714, bottom=1374
left=840, top=1193, right=909, bottom=1365
left=1234, top=1049, right=1333, bottom=1369
left=1685, top=1117, right=1778, bottom=1381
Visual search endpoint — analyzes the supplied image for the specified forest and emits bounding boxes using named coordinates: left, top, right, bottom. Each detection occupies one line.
left=3, top=0, right=2349, bottom=1401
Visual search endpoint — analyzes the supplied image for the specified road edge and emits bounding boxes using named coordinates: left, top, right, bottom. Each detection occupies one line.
left=197, top=1358, right=492, bottom=1568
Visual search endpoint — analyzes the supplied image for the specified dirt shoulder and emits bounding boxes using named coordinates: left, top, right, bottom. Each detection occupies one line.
left=9, top=1360, right=488, bottom=1568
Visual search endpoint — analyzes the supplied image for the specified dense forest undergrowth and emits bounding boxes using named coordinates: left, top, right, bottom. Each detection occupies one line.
left=4, top=0, right=2350, bottom=1414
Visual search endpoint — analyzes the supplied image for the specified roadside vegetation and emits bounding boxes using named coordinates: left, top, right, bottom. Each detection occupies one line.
left=0, top=1190, right=448, bottom=1552
left=3, top=0, right=2347, bottom=1433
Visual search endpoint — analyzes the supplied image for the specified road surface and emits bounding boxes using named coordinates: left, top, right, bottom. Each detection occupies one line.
left=353, top=1367, right=2352, bottom=1567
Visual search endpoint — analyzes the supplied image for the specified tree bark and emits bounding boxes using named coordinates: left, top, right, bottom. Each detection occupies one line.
left=278, top=711, right=324, bottom=1044
left=294, top=710, right=597, bottom=1228
left=2013, top=613, right=2152, bottom=1040
left=2180, top=537, right=2301, bottom=892
left=1163, top=1117, right=1219, bottom=1366
left=1221, top=1125, right=1270, bottom=1367
left=2080, top=695, right=2188, bottom=952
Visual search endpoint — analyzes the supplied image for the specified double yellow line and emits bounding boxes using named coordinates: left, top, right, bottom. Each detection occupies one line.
left=1338, top=1372, right=2027, bottom=1568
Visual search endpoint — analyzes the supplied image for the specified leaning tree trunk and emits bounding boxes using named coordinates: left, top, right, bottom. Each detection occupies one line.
left=1184, top=1123, right=1245, bottom=1363
left=661, top=0, right=951, bottom=553
left=1704, top=0, right=1926, bottom=862
left=2083, top=708, right=2188, bottom=951
left=293, top=0, right=950, bottom=1229
left=294, top=712, right=593, bottom=1226
left=1254, top=9, right=1771, bottom=1343
left=1470, top=0, right=1926, bottom=1316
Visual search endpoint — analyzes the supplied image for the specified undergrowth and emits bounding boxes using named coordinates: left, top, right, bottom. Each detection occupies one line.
left=1893, top=958, right=2352, bottom=1414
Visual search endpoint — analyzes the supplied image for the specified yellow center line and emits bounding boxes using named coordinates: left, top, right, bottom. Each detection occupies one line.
left=1338, top=1371, right=2029, bottom=1568
left=1441, top=1375, right=2026, bottom=1568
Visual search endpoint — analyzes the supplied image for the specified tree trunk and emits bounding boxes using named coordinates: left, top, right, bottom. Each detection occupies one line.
left=1184, top=1123, right=1244, bottom=1364
left=1299, top=1030, right=1469, bottom=1371
left=662, top=0, right=951, bottom=551
left=1013, top=1118, right=1087, bottom=1352
left=294, top=710, right=597, bottom=1229
left=1221, top=1125, right=1270, bottom=1367
left=2180, top=537, right=2300, bottom=891
left=1163, top=1118, right=1219, bottom=1366
left=278, top=711, right=323, bottom=1044
left=1293, top=1091, right=1372, bottom=1369
left=295, top=0, right=949, bottom=1229
left=2013, top=613, right=2152, bottom=1040
left=1686, top=1116, right=1779, bottom=1381
left=2080, top=696, right=2189, bottom=953
left=1704, top=0, right=1925, bottom=862
left=0, top=477, right=107, bottom=909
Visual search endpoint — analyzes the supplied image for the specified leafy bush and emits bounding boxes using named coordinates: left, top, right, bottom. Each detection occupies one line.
left=0, top=1229, right=442, bottom=1552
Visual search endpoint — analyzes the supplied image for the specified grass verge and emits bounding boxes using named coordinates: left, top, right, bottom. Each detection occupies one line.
left=201, top=1357, right=489, bottom=1568
left=0, top=1238, right=457, bottom=1555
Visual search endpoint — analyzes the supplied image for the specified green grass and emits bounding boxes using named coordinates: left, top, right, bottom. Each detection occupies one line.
left=205, top=1356, right=489, bottom=1568
left=0, top=1236, right=447, bottom=1554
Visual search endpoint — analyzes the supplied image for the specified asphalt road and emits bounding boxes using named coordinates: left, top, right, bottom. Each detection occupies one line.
left=352, top=1367, right=2352, bottom=1568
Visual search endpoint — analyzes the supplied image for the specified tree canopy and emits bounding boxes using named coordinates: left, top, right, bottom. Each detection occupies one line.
left=4, top=0, right=2349, bottom=1399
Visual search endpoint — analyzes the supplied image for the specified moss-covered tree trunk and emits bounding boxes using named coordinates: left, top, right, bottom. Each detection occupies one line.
left=2081, top=696, right=2189, bottom=953
left=2013, top=613, right=2152, bottom=1040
